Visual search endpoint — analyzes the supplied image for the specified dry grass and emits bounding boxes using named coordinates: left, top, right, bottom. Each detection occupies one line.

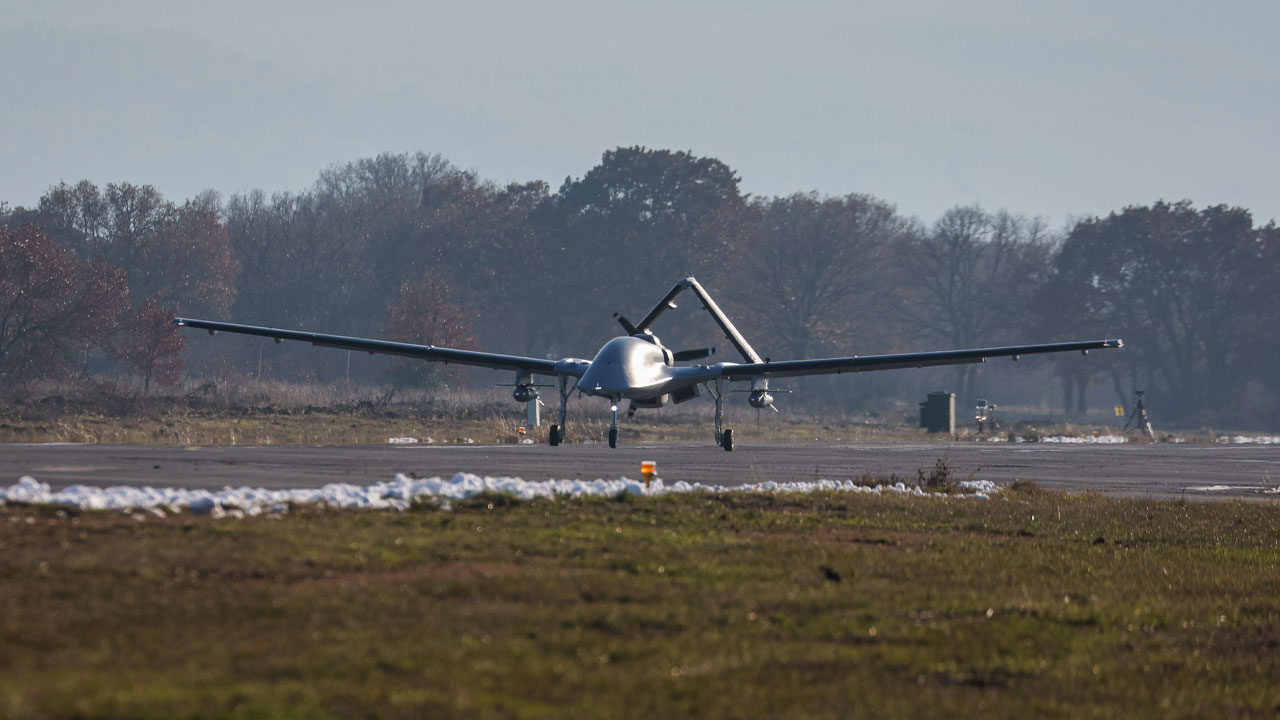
left=0, top=379, right=1174, bottom=446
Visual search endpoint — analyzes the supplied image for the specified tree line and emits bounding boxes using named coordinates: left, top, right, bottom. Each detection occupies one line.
left=3, top=147, right=1277, bottom=426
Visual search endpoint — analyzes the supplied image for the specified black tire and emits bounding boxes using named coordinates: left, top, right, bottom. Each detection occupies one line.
left=549, top=424, right=560, bottom=446
left=608, top=427, right=618, bottom=448
left=722, top=428, right=734, bottom=451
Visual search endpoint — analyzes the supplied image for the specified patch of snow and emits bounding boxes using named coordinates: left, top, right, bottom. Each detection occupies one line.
left=1, top=471, right=1000, bottom=516
left=1215, top=435, right=1280, bottom=445
left=1182, top=481, right=1274, bottom=491
left=958, top=479, right=998, bottom=496
left=388, top=437, right=418, bottom=444
left=188, top=497, right=223, bottom=516
left=1040, top=435, right=1127, bottom=444
left=521, top=439, right=534, bottom=444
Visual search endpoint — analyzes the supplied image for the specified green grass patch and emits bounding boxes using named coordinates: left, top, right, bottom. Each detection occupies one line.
left=2, top=490, right=1279, bottom=718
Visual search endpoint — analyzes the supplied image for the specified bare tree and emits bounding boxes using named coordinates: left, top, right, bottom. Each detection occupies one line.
left=892, top=205, right=1052, bottom=404
left=736, top=192, right=907, bottom=359
left=32, top=181, right=239, bottom=318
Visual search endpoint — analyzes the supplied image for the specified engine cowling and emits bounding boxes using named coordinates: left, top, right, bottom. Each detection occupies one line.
left=748, top=390, right=774, bottom=409
left=512, top=385, right=539, bottom=403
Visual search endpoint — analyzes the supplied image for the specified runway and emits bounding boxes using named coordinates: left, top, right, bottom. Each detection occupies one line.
left=3, top=440, right=1279, bottom=500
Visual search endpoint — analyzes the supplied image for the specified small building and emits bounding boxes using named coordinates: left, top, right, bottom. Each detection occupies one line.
left=919, top=391, right=955, bottom=434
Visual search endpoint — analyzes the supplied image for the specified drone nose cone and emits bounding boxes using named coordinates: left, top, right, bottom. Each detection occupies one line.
left=578, top=337, right=635, bottom=396
left=575, top=368, right=615, bottom=397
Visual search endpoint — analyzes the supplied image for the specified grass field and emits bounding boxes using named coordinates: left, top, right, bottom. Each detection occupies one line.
left=3, top=486, right=1278, bottom=719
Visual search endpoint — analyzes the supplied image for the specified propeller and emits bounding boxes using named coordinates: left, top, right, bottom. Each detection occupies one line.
left=672, top=346, right=716, bottom=362
left=613, top=313, right=637, bottom=334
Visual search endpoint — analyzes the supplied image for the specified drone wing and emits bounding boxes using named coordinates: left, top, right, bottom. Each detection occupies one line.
left=712, top=339, right=1123, bottom=381
left=174, top=318, right=582, bottom=377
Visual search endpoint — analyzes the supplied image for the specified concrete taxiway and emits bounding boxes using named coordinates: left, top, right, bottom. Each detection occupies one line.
left=3, top=441, right=1279, bottom=500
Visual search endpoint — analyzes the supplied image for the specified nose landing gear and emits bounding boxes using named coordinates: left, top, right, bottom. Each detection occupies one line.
left=608, top=398, right=620, bottom=448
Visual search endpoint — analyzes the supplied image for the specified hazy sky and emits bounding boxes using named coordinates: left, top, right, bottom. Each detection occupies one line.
left=3, top=0, right=1277, bottom=227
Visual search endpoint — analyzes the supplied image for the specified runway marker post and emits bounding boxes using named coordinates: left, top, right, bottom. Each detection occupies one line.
left=641, top=460, right=656, bottom=488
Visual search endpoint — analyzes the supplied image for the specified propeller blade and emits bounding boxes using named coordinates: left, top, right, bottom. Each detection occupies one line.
left=613, top=313, right=636, bottom=334
left=673, top=346, right=716, bottom=362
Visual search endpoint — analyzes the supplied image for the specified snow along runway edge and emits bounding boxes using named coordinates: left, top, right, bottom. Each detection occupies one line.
left=1, top=473, right=998, bottom=516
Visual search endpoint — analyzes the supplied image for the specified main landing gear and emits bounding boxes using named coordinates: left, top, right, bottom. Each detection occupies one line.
left=549, top=375, right=569, bottom=446
left=565, top=382, right=735, bottom=452
left=711, top=379, right=733, bottom=451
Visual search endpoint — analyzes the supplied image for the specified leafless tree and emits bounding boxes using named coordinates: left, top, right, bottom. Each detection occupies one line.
left=736, top=192, right=908, bottom=360
left=892, top=205, right=1052, bottom=404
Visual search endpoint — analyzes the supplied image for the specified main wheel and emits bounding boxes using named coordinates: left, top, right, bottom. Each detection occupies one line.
left=608, top=427, right=619, bottom=448
left=722, top=428, right=734, bottom=451
left=549, top=424, right=561, bottom=446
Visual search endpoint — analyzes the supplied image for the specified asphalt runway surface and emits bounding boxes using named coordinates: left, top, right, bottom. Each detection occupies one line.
left=4, top=440, right=1280, bottom=501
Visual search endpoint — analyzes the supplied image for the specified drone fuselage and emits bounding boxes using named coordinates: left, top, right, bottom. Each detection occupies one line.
left=577, top=335, right=680, bottom=400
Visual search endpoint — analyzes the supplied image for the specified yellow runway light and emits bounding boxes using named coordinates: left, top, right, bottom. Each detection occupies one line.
left=641, top=460, right=656, bottom=488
